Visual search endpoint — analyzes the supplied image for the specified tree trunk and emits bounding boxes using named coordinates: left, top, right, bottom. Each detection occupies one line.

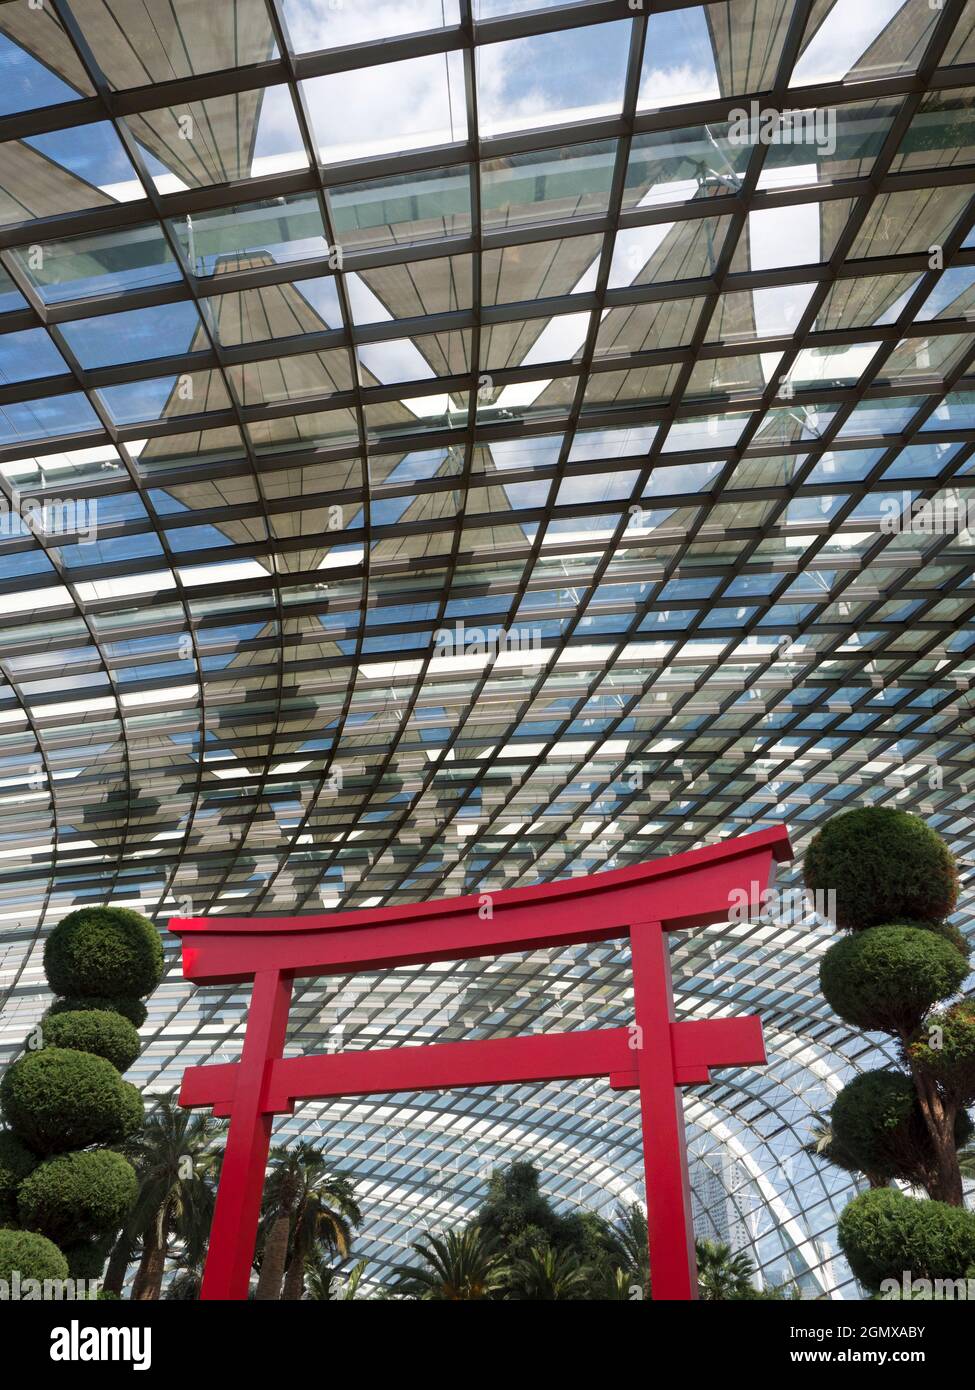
left=282, top=1252, right=306, bottom=1301
left=911, top=1065, right=964, bottom=1205
left=256, top=1213, right=291, bottom=1300
left=103, top=1231, right=134, bottom=1298
left=131, top=1229, right=168, bottom=1301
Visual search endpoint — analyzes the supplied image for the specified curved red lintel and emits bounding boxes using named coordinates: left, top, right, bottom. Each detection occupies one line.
left=171, top=824, right=792, bottom=940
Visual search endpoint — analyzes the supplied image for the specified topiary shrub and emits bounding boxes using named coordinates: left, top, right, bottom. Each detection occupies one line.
left=909, top=918, right=972, bottom=960
left=819, top=925, right=967, bottom=1035
left=44, top=907, right=163, bottom=1000
left=46, top=995, right=147, bottom=1028
left=907, top=1000, right=975, bottom=1103
left=0, top=1130, right=38, bottom=1224
left=0, top=1227, right=69, bottom=1284
left=0, top=1048, right=144, bottom=1155
left=17, top=1150, right=137, bottom=1246
left=830, top=1070, right=972, bottom=1186
left=838, top=1188, right=975, bottom=1292
left=40, top=1010, right=141, bottom=1074
left=63, top=1234, right=113, bottom=1282
left=804, top=807, right=958, bottom=931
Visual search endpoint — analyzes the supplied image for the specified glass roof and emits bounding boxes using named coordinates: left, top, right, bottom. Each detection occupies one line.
left=1, top=0, right=974, bottom=1297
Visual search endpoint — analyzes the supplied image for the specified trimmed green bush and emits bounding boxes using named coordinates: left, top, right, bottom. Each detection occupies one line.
left=831, top=1071, right=930, bottom=1183
left=804, top=808, right=958, bottom=932
left=838, top=1188, right=975, bottom=1291
left=0, top=1130, right=38, bottom=1224
left=907, top=999, right=975, bottom=1103
left=0, top=1227, right=69, bottom=1284
left=47, top=995, right=147, bottom=1028
left=17, top=1150, right=137, bottom=1245
left=0, top=1048, right=144, bottom=1155
left=40, top=1009, right=141, bottom=1074
left=830, top=1070, right=972, bottom=1185
left=819, top=925, right=967, bottom=1035
left=63, top=1235, right=112, bottom=1281
left=911, top=918, right=972, bottom=960
left=44, top=907, right=163, bottom=1000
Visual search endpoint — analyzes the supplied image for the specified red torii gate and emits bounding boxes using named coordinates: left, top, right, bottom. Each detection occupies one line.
left=171, top=824, right=791, bottom=1300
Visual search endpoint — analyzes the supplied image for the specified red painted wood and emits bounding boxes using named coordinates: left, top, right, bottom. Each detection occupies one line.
left=170, top=826, right=791, bottom=1300
left=198, top=969, right=292, bottom=1301
left=173, top=828, right=790, bottom=985
left=630, top=922, right=699, bottom=1300
left=179, top=1016, right=767, bottom=1112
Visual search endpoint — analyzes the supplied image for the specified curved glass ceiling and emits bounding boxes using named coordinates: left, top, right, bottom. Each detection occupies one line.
left=1, top=0, right=974, bottom=1297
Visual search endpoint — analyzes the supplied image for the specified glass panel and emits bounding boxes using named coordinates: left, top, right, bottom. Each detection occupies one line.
left=9, top=222, right=180, bottom=304
left=478, top=21, right=631, bottom=137
left=283, top=0, right=461, bottom=49
left=482, top=140, right=618, bottom=231
left=169, top=193, right=329, bottom=276
left=328, top=167, right=471, bottom=252
left=59, top=300, right=203, bottom=367
left=303, top=51, right=467, bottom=163
left=65, top=0, right=278, bottom=86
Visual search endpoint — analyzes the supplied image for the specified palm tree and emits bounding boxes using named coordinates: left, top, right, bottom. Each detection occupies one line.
left=504, top=1245, right=593, bottom=1301
left=393, top=1226, right=504, bottom=1300
left=257, top=1140, right=361, bottom=1300
left=597, top=1265, right=644, bottom=1300
left=608, top=1202, right=650, bottom=1297
left=695, top=1238, right=757, bottom=1300
left=305, top=1254, right=367, bottom=1300
left=112, top=1091, right=224, bottom=1300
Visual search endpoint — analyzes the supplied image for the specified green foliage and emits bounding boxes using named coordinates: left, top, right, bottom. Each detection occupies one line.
left=0, top=1130, right=38, bottom=1223
left=392, top=1226, right=505, bottom=1300
left=17, top=1150, right=137, bottom=1246
left=838, top=1188, right=975, bottom=1292
left=63, top=1235, right=112, bottom=1281
left=47, top=995, right=147, bottom=1028
left=0, top=1047, right=143, bottom=1155
left=0, top=1227, right=69, bottom=1284
left=908, top=1001, right=975, bottom=1104
left=164, top=1269, right=202, bottom=1300
left=473, top=1161, right=565, bottom=1260
left=44, top=907, right=163, bottom=1000
left=803, top=808, right=958, bottom=931
left=40, top=1009, right=141, bottom=1074
left=695, top=1238, right=757, bottom=1300
left=831, top=1070, right=936, bottom=1186
left=819, top=925, right=967, bottom=1035
left=912, top=918, right=972, bottom=961
left=472, top=1160, right=619, bottom=1270
left=503, top=1245, right=594, bottom=1301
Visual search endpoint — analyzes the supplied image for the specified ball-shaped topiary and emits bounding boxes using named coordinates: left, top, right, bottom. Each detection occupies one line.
left=0, top=1130, right=38, bottom=1224
left=44, top=907, right=162, bottom=1001
left=17, top=1150, right=137, bottom=1246
left=830, top=1069, right=972, bottom=1186
left=40, top=1009, right=141, bottom=1074
left=819, top=925, right=967, bottom=1035
left=0, top=1227, right=69, bottom=1284
left=0, top=1047, right=144, bottom=1155
left=804, top=808, right=958, bottom=932
left=909, top=918, right=972, bottom=961
left=63, top=1234, right=113, bottom=1282
left=831, top=1070, right=931, bottom=1184
left=907, top=999, right=975, bottom=1103
left=838, top=1187, right=975, bottom=1291
left=47, top=995, right=147, bottom=1028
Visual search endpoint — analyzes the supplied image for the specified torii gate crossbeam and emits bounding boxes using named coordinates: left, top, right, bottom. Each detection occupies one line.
left=171, top=825, right=791, bottom=1300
